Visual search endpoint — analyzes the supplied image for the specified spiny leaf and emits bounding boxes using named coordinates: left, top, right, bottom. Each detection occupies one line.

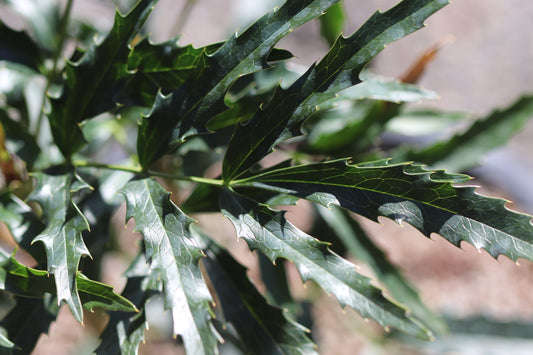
left=0, top=248, right=136, bottom=313
left=314, top=204, right=447, bottom=334
left=29, top=172, right=91, bottom=322
left=120, top=178, right=220, bottom=354
left=402, top=95, right=533, bottom=172
left=47, top=0, right=157, bottom=158
left=195, top=228, right=316, bottom=355
left=220, top=188, right=431, bottom=340
left=233, top=159, right=533, bottom=262
left=222, top=0, right=449, bottom=181
left=137, top=0, right=341, bottom=167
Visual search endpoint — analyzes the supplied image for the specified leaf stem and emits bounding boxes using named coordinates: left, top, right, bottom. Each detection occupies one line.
left=72, top=160, right=224, bottom=186
left=33, top=0, right=75, bottom=136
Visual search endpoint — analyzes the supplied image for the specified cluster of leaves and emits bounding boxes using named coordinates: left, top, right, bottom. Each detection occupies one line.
left=1, top=0, right=533, bottom=353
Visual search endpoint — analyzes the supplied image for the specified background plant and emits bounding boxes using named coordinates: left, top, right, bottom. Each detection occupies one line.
left=1, top=0, right=533, bottom=354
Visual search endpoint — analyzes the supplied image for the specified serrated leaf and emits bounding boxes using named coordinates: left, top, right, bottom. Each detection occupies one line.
left=29, top=172, right=91, bottom=322
left=47, top=0, right=157, bottom=158
left=197, top=229, right=317, bottom=355
left=232, top=159, right=533, bottom=262
left=219, top=188, right=430, bottom=340
left=222, top=0, right=449, bottom=181
left=314, top=204, right=447, bottom=334
left=96, top=254, right=153, bottom=355
left=0, top=296, right=57, bottom=354
left=137, top=0, right=341, bottom=167
left=403, top=95, right=533, bottom=172
left=120, top=178, right=220, bottom=354
left=0, top=248, right=136, bottom=313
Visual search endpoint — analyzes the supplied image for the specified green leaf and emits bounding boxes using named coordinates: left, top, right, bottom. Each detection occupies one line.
left=232, top=159, right=533, bottom=262
left=197, top=229, right=318, bottom=355
left=120, top=177, right=220, bottom=354
left=222, top=0, right=449, bottom=181
left=0, top=329, right=14, bottom=350
left=137, top=0, right=341, bottom=167
left=219, top=188, right=431, bottom=340
left=29, top=172, right=91, bottom=322
left=403, top=95, right=533, bottom=171
left=77, top=274, right=138, bottom=313
left=0, top=23, right=42, bottom=71
left=47, top=0, right=157, bottom=158
left=319, top=2, right=345, bottom=46
left=314, top=204, right=447, bottom=334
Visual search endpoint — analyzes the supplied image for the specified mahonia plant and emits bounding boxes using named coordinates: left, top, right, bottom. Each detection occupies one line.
left=1, top=0, right=533, bottom=353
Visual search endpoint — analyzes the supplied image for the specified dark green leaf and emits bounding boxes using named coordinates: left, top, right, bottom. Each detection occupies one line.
left=120, top=177, right=220, bottom=354
left=137, top=0, right=341, bottom=167
left=222, top=0, right=449, bottom=181
left=233, top=159, right=533, bottom=262
left=0, top=23, right=42, bottom=71
left=220, top=189, right=431, bottom=340
left=0, top=297, right=57, bottom=354
left=198, top=229, right=317, bottom=355
left=47, top=0, right=157, bottom=158
left=77, top=274, right=138, bottom=313
left=29, top=173, right=91, bottom=322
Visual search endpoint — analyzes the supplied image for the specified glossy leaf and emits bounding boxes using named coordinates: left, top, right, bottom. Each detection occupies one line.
left=223, top=0, right=449, bottom=181
left=120, top=178, right=220, bottom=354
left=220, top=188, right=431, bottom=340
left=0, top=23, right=42, bottom=71
left=233, top=159, right=533, bottom=262
left=47, top=0, right=157, bottom=158
left=29, top=173, right=91, bottom=322
left=137, top=0, right=341, bottom=167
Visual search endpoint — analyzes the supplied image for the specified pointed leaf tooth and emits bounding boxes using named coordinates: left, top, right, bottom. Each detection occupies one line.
left=220, top=189, right=431, bottom=340
left=120, top=178, right=220, bottom=354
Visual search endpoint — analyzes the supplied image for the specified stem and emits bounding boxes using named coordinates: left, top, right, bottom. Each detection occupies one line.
left=72, top=160, right=224, bottom=186
left=33, top=0, right=75, bottom=136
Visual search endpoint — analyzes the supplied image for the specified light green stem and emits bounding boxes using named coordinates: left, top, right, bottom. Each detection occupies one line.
left=73, top=160, right=224, bottom=186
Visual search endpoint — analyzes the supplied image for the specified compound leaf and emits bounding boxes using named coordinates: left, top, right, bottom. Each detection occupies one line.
left=233, top=159, right=533, bottom=262
left=120, top=178, right=220, bottom=355
left=29, top=173, right=91, bottom=322
left=220, top=188, right=431, bottom=340
left=223, top=0, right=449, bottom=181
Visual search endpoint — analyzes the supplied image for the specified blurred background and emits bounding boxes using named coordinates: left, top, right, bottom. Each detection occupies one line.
left=3, top=0, right=533, bottom=354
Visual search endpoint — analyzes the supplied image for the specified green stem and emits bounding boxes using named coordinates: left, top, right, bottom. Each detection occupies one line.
left=72, top=160, right=224, bottom=186
left=33, top=0, right=75, bottom=136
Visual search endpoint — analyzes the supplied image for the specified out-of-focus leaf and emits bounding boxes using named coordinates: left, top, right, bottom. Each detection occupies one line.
left=0, top=296, right=57, bottom=354
left=29, top=173, right=91, bottom=322
left=403, top=95, right=533, bottom=172
left=319, top=2, right=345, bottom=46
left=197, top=229, right=317, bottom=355
left=315, top=204, right=447, bottom=334
left=220, top=188, right=431, bottom=340
left=385, top=110, right=469, bottom=136
left=0, top=23, right=42, bottom=71
left=47, top=0, right=157, bottom=158
left=120, top=178, right=220, bottom=354
left=0, top=108, right=40, bottom=169
left=0, top=329, right=14, bottom=349
left=233, top=159, right=533, bottom=263
left=3, top=0, right=61, bottom=53
left=223, top=0, right=449, bottom=181
left=137, top=0, right=341, bottom=167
